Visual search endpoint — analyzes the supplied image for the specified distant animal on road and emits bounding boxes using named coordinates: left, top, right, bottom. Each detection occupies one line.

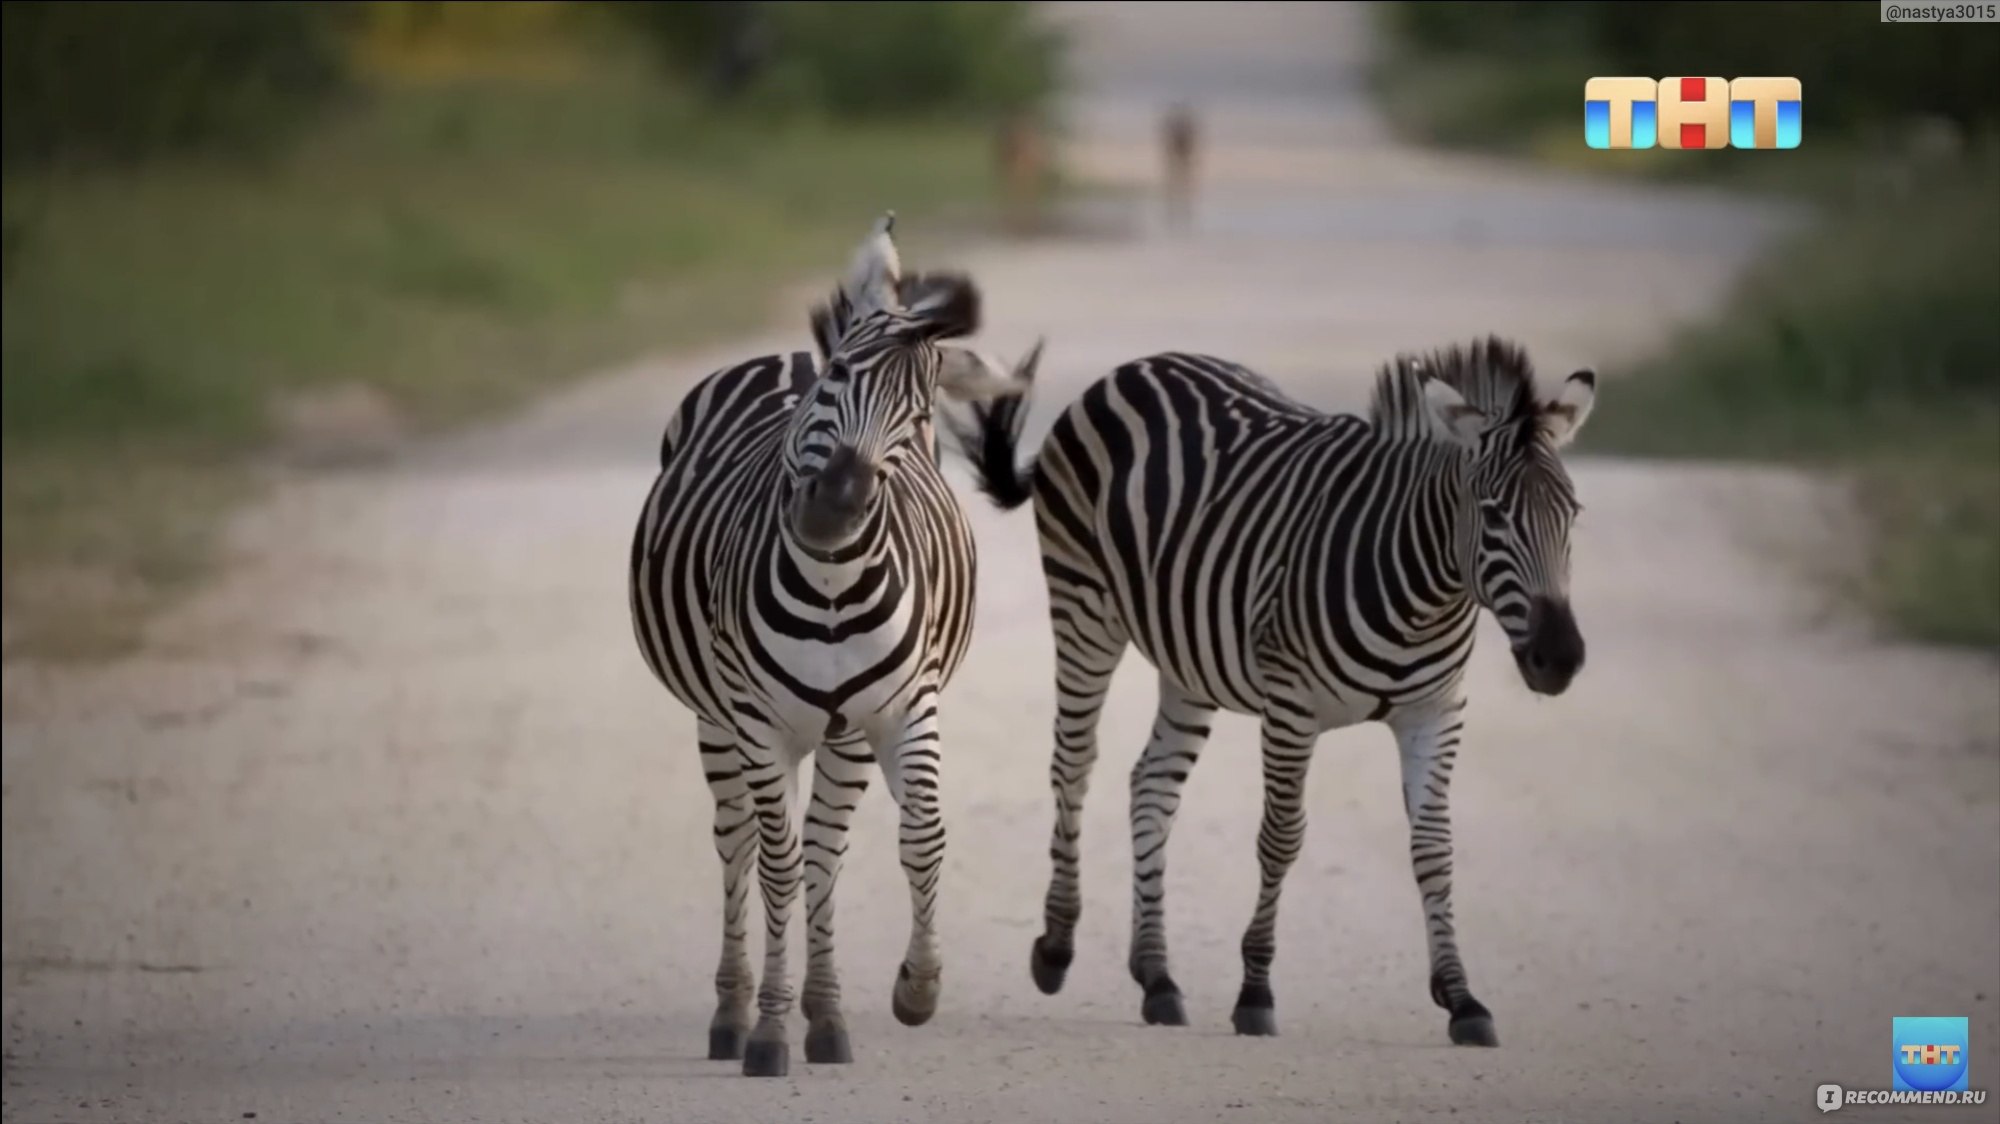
left=949, top=336, right=1597, bottom=1048
left=629, top=213, right=1043, bottom=1078
left=996, top=112, right=1050, bottom=236
left=1162, top=103, right=1200, bottom=233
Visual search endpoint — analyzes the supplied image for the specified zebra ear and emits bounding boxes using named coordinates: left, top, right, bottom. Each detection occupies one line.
left=1541, top=369, right=1597, bottom=449
left=937, top=339, right=1037, bottom=403
left=839, top=210, right=903, bottom=322
left=900, top=271, right=983, bottom=343
left=1424, top=379, right=1485, bottom=449
left=809, top=298, right=846, bottom=364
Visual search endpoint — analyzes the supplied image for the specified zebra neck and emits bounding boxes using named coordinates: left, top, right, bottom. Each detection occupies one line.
left=776, top=524, right=896, bottom=600
left=1395, top=446, right=1475, bottom=630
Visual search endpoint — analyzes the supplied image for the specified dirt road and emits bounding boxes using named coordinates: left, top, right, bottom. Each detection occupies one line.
left=6, top=4, right=1997, bottom=1122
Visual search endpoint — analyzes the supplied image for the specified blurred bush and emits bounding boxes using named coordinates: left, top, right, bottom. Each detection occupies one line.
left=1, top=1, right=1068, bottom=175
left=609, top=1, right=1066, bottom=122
left=1375, top=1, right=2000, bottom=150
left=346, top=0, right=600, bottom=84
left=0, top=0, right=353, bottom=173
left=1586, top=153, right=2000, bottom=457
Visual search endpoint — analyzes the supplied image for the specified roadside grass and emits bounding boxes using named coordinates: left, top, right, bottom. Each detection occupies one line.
left=1, top=71, right=1027, bottom=660
left=1579, top=152, right=2000, bottom=652
left=1847, top=414, right=2000, bottom=651
left=1368, top=42, right=2000, bottom=653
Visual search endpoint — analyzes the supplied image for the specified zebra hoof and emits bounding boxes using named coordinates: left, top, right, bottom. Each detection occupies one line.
left=707, top=1024, right=746, bottom=1061
left=1030, top=935, right=1073, bottom=996
left=1448, top=999, right=1499, bottom=1047
left=1141, top=983, right=1187, bottom=1028
left=1449, top=1014, right=1498, bottom=1047
left=742, top=1037, right=790, bottom=1078
left=805, top=1019, right=853, bottom=1065
left=892, top=962, right=939, bottom=1027
left=1231, top=1005, right=1279, bottom=1037
left=1231, top=984, right=1278, bottom=1037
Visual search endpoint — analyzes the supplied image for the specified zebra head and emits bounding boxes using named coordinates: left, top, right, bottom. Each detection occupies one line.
left=784, top=211, right=1038, bottom=554
left=1419, top=339, right=1598, bottom=697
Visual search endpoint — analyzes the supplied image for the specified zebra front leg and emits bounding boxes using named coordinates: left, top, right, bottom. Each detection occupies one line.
left=1126, top=677, right=1217, bottom=1027
left=1389, top=700, right=1497, bottom=1047
left=876, top=691, right=948, bottom=1026
left=742, top=745, right=805, bottom=1077
left=798, top=734, right=872, bottom=1064
left=1232, top=697, right=1320, bottom=1037
left=1031, top=598, right=1127, bottom=996
left=698, top=719, right=756, bottom=1061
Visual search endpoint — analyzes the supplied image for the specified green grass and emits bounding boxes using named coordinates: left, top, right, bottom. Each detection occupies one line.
left=1578, top=153, right=2000, bottom=652
left=1848, top=418, right=2000, bottom=651
left=1, top=70, right=1033, bottom=659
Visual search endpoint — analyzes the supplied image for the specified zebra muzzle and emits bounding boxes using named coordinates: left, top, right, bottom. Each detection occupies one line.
left=1514, top=596, right=1585, bottom=697
left=791, top=446, right=879, bottom=547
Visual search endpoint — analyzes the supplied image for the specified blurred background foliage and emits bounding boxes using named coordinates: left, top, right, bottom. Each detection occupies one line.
left=617, top=1, right=1065, bottom=122
left=1372, top=0, right=2000, bottom=161
left=1, top=0, right=1067, bottom=174
left=346, top=0, right=598, bottom=84
left=0, top=0, right=1069, bottom=657
left=1, top=0, right=352, bottom=173
left=1370, top=0, right=2000, bottom=650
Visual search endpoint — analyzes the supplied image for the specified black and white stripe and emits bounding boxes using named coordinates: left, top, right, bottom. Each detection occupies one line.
left=950, top=335, right=1597, bottom=1047
left=629, top=214, right=1040, bottom=1078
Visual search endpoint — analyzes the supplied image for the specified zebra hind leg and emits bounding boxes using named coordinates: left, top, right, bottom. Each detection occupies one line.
left=1030, top=580, right=1129, bottom=997
left=1232, top=689, right=1320, bottom=1037
left=1126, top=676, right=1218, bottom=1028
left=1390, top=702, right=1498, bottom=1047
left=698, top=719, right=757, bottom=1061
left=799, top=734, right=873, bottom=1064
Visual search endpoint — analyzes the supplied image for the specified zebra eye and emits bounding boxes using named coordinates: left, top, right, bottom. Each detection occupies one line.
left=1479, top=503, right=1507, bottom=531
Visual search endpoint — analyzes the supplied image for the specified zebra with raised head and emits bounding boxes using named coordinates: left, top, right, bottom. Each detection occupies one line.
left=629, top=213, right=1042, bottom=1078
left=948, top=336, right=1597, bottom=1048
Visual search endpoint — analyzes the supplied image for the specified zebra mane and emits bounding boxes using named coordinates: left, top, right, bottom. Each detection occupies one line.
left=1367, top=335, right=1543, bottom=446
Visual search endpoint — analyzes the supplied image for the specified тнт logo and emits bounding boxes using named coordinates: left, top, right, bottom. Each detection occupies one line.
left=1894, top=1016, right=1971, bottom=1093
left=1584, top=77, right=1802, bottom=150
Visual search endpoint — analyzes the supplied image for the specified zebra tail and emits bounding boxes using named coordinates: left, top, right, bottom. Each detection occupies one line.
left=946, top=378, right=1037, bottom=513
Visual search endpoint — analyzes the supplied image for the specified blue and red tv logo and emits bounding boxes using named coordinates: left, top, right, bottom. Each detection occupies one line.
left=1585, top=77, right=1802, bottom=150
left=1894, top=1016, right=1971, bottom=1093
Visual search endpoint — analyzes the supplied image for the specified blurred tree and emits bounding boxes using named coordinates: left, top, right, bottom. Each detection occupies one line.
left=1, top=0, right=353, bottom=173
left=1378, top=0, right=2000, bottom=138
left=607, top=0, right=769, bottom=101
left=346, top=0, right=593, bottom=84
left=608, top=0, right=1066, bottom=123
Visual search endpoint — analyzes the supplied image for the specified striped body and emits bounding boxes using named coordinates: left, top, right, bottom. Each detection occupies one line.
left=953, top=337, right=1597, bottom=1046
left=1028, top=353, right=1481, bottom=724
left=630, top=350, right=979, bottom=749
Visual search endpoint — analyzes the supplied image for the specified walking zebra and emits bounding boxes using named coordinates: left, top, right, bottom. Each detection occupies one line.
left=948, top=336, right=1597, bottom=1047
left=628, top=213, right=1042, bottom=1078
